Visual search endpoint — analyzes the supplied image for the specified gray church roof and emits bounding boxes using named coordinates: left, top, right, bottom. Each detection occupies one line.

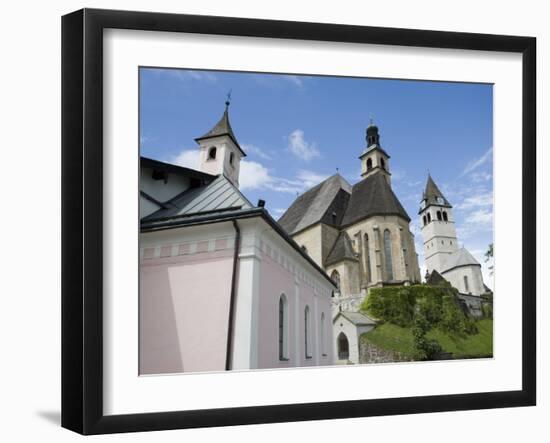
left=341, top=172, right=410, bottom=226
left=325, top=231, right=358, bottom=266
left=422, top=174, right=451, bottom=208
left=143, top=174, right=253, bottom=222
left=441, top=247, right=481, bottom=273
left=335, top=311, right=377, bottom=326
left=426, top=269, right=449, bottom=286
left=194, top=106, right=246, bottom=156
left=277, top=174, right=352, bottom=235
left=278, top=170, right=410, bottom=235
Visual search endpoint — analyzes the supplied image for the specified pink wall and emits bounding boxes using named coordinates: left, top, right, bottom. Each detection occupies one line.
left=140, top=249, right=234, bottom=374
left=257, top=250, right=333, bottom=369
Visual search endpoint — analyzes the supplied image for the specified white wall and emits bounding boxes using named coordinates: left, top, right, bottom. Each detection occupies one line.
left=0, top=1, right=546, bottom=442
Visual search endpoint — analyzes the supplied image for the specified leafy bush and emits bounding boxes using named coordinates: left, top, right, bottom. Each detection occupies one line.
left=363, top=286, right=415, bottom=327
left=412, top=313, right=442, bottom=360
left=362, top=284, right=476, bottom=343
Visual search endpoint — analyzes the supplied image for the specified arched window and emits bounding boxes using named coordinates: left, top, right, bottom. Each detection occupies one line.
left=278, top=294, right=288, bottom=360
left=208, top=147, right=217, bottom=160
left=337, top=332, right=349, bottom=360
left=437, top=210, right=442, bottom=221
left=464, top=275, right=470, bottom=293
left=229, top=151, right=234, bottom=166
left=330, top=270, right=340, bottom=291
left=423, top=215, right=427, bottom=226
left=384, top=229, right=394, bottom=281
left=320, top=313, right=327, bottom=356
left=364, top=233, right=372, bottom=282
left=366, top=158, right=373, bottom=171
left=427, top=212, right=432, bottom=223
left=380, top=157, right=386, bottom=170
left=443, top=211, right=448, bottom=221
left=304, top=306, right=312, bottom=358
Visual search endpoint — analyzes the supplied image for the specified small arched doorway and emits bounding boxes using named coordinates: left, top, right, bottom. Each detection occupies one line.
left=337, top=332, right=349, bottom=360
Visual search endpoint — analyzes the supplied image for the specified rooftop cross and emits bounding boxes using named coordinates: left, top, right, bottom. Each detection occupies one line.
left=225, top=90, right=232, bottom=110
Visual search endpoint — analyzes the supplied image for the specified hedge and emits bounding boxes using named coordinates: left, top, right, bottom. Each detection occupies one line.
left=361, top=284, right=476, bottom=335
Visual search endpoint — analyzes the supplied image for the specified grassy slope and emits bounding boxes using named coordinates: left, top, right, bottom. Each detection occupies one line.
left=362, top=319, right=493, bottom=359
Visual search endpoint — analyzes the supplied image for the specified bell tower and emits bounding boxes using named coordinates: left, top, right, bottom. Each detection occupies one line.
left=195, top=97, right=246, bottom=187
left=359, top=119, right=391, bottom=184
left=419, top=174, right=458, bottom=273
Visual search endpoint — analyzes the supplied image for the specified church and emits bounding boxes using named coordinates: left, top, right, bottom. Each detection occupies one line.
left=420, top=175, right=493, bottom=317
left=139, top=103, right=335, bottom=374
left=278, top=121, right=422, bottom=363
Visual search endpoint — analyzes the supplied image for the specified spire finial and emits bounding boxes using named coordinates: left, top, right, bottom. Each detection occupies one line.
left=369, top=112, right=374, bottom=126
left=225, top=90, right=232, bottom=110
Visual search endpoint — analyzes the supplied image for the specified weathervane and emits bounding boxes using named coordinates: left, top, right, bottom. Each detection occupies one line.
left=225, top=90, right=232, bottom=110
left=369, top=112, right=374, bottom=125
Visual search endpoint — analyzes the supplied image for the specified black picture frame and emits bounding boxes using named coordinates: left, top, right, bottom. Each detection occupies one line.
left=61, top=8, right=536, bottom=435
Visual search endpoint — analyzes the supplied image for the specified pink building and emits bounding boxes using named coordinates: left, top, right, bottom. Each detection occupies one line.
left=139, top=104, right=335, bottom=374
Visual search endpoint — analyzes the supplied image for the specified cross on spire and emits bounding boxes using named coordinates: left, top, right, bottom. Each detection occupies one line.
left=225, top=90, right=232, bottom=110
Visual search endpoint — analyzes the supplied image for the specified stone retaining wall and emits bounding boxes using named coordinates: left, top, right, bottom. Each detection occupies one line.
left=359, top=336, right=414, bottom=364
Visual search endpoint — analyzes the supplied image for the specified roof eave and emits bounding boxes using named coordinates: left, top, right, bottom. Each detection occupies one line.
left=141, top=207, right=336, bottom=287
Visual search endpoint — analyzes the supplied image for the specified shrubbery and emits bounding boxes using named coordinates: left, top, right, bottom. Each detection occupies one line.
left=361, top=284, right=478, bottom=359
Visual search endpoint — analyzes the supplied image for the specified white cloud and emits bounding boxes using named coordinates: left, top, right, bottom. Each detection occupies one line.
left=470, top=171, right=492, bottom=183
left=154, top=68, right=218, bottom=83
left=287, top=129, right=320, bottom=161
left=461, top=147, right=493, bottom=176
left=165, top=148, right=328, bottom=195
left=454, top=191, right=493, bottom=210
left=283, top=75, right=304, bottom=88
left=241, top=143, right=272, bottom=160
left=296, top=170, right=329, bottom=188
left=239, top=160, right=273, bottom=191
left=467, top=208, right=493, bottom=226
left=169, top=149, right=200, bottom=169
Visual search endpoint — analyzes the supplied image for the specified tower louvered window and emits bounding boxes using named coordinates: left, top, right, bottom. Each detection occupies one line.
left=364, top=234, right=372, bottom=282
left=384, top=229, right=394, bottom=280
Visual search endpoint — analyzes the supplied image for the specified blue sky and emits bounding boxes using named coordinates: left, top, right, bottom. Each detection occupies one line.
left=140, top=68, right=494, bottom=286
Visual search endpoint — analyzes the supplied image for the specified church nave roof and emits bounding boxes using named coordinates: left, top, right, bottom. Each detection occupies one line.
left=440, top=247, right=481, bottom=273
left=341, top=172, right=410, bottom=226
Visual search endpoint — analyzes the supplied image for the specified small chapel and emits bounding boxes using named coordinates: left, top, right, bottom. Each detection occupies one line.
left=139, top=102, right=335, bottom=374
left=278, top=121, right=422, bottom=363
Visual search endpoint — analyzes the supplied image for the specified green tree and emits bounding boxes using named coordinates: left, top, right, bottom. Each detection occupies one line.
left=485, top=243, right=494, bottom=276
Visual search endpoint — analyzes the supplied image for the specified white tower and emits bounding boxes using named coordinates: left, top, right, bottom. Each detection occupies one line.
left=195, top=99, right=246, bottom=187
left=419, top=175, right=458, bottom=274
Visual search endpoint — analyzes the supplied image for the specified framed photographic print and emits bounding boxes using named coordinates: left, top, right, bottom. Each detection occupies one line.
left=61, top=8, right=536, bottom=435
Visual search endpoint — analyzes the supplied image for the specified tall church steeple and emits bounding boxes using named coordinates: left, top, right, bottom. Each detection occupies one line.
left=359, top=119, right=391, bottom=184
left=419, top=174, right=458, bottom=274
left=195, top=97, right=246, bottom=187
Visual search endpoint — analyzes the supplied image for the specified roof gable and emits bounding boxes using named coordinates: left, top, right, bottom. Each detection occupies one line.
left=422, top=174, right=451, bottom=208
left=277, top=174, right=351, bottom=235
left=194, top=108, right=246, bottom=156
left=334, top=311, right=376, bottom=326
left=441, top=248, right=481, bottom=273
left=325, top=231, right=358, bottom=266
left=341, top=171, right=410, bottom=226
left=143, top=174, right=253, bottom=222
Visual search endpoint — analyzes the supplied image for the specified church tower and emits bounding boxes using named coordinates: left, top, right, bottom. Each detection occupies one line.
left=359, top=120, right=391, bottom=185
left=195, top=99, right=246, bottom=187
left=419, top=175, right=458, bottom=273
